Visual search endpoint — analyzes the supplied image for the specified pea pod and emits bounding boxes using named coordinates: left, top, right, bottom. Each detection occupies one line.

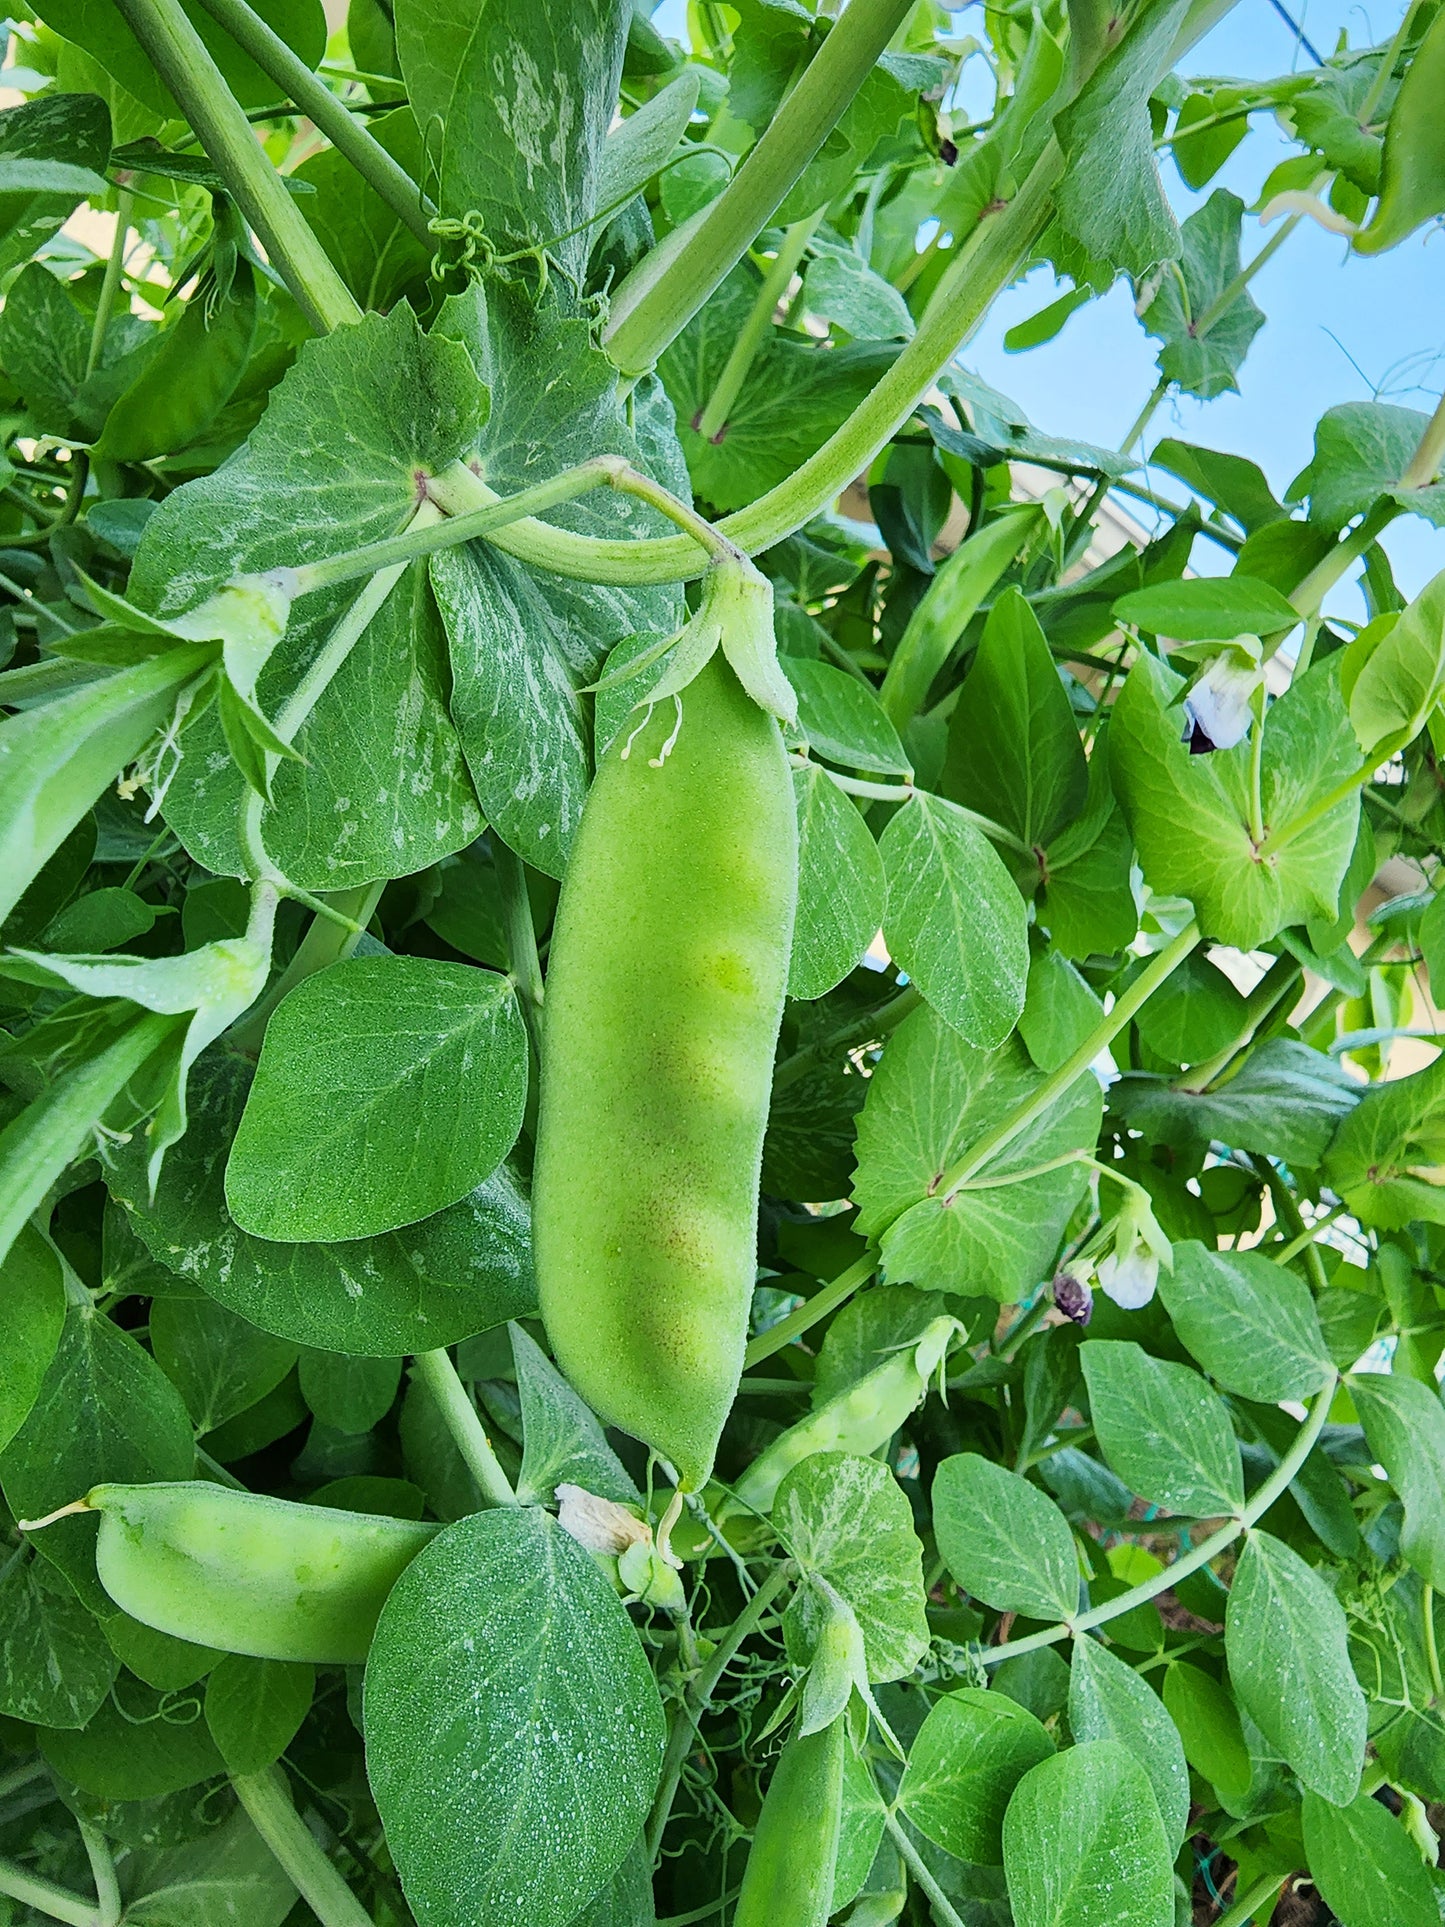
left=36, top=1482, right=437, bottom=1664
left=534, top=560, right=798, bottom=1491
left=734, top=1712, right=846, bottom=1927
left=96, top=258, right=258, bottom=464
left=731, top=1316, right=957, bottom=1516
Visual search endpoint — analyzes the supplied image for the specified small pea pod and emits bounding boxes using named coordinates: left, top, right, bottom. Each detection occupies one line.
left=731, top=1316, right=957, bottom=1517
left=1354, top=8, right=1445, bottom=255
left=733, top=1712, right=846, bottom=1927
left=96, top=257, right=258, bottom=464
left=534, top=557, right=798, bottom=1491
left=26, top=1482, right=437, bottom=1664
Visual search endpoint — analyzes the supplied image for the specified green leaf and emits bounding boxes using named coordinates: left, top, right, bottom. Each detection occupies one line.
left=787, top=658, right=910, bottom=776
left=296, top=1351, right=401, bottom=1435
left=512, top=1321, right=639, bottom=1508
left=1344, top=566, right=1445, bottom=753
left=941, top=588, right=1088, bottom=849
left=1110, top=1037, right=1358, bottom=1164
left=364, top=1506, right=666, bottom=1927
left=880, top=793, right=1029, bottom=1047
left=1150, top=439, right=1286, bottom=534
left=1162, top=1662, right=1251, bottom=1808
left=1354, top=6, right=1445, bottom=255
left=119, top=1807, right=297, bottom=1927
left=932, top=1453, right=1079, bottom=1621
left=1225, top=1528, right=1365, bottom=1805
left=1131, top=951, right=1245, bottom=1066
left=1139, top=191, right=1266, bottom=399
left=1002, top=1740, right=1175, bottom=1927
left=801, top=239, right=916, bottom=341
left=853, top=1006, right=1102, bottom=1303
left=29, top=0, right=324, bottom=116
left=788, top=767, right=886, bottom=1001
left=1302, top=1787, right=1440, bottom=1927
left=0, top=1221, right=65, bottom=1451
left=110, top=1050, right=536, bottom=1357
left=0, top=94, right=112, bottom=278
left=1113, top=574, right=1299, bottom=641
left=1068, top=1636, right=1189, bottom=1851
left=1290, top=400, right=1445, bottom=532
left=1018, top=945, right=1104, bottom=1074
left=395, top=0, right=627, bottom=284
left=1157, top=1240, right=1334, bottom=1402
left=204, top=1656, right=314, bottom=1775
left=0, top=1299, right=194, bottom=1612
left=596, top=68, right=701, bottom=217
left=1323, top=1049, right=1445, bottom=1229
left=296, top=106, right=429, bottom=311
left=1350, top=1372, right=1445, bottom=1590
left=1110, top=653, right=1361, bottom=950
left=128, top=306, right=486, bottom=888
left=1080, top=1340, right=1244, bottom=1517
left=776, top=1452, right=929, bottom=1684
left=41, top=1678, right=224, bottom=1800
left=898, top=1688, right=1054, bottom=1864
left=104, top=1614, right=219, bottom=1693
left=1037, top=765, right=1139, bottom=960
left=226, top=956, right=527, bottom=1243
left=150, top=1297, right=297, bottom=1435
left=0, top=1555, right=118, bottom=1728
left=1052, top=0, right=1190, bottom=279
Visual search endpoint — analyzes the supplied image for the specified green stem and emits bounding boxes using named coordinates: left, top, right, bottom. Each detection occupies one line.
left=76, top=1822, right=119, bottom=1927
left=1119, top=375, right=1169, bottom=459
left=227, top=882, right=384, bottom=1053
left=0, top=1759, right=46, bottom=1801
left=882, top=1809, right=967, bottom=1927
left=1269, top=1202, right=1346, bottom=1267
left=744, top=1252, right=877, bottom=1367
left=492, top=838, right=544, bottom=1033
left=1173, top=952, right=1301, bottom=1094
left=187, top=0, right=433, bottom=241
left=772, top=984, right=920, bottom=1092
left=1401, top=384, right=1445, bottom=492
left=1213, top=1872, right=1288, bottom=1927
left=1289, top=501, right=1395, bottom=619
left=232, top=1766, right=376, bottom=1927
left=696, top=211, right=824, bottom=439
left=935, top=923, right=1200, bottom=1201
left=605, top=0, right=913, bottom=372
left=296, top=457, right=630, bottom=596
left=109, top=0, right=358, bottom=333
left=644, top=1561, right=793, bottom=1860
left=86, top=189, right=133, bottom=383
left=1194, top=210, right=1301, bottom=338
left=0, top=1859, right=100, bottom=1927
left=411, top=1349, right=517, bottom=1507
left=1425, top=1584, right=1444, bottom=1703
left=981, top=1374, right=1337, bottom=1666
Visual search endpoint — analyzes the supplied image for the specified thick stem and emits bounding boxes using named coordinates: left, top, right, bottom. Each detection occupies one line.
left=188, top=0, right=433, bottom=241
left=492, top=837, right=544, bottom=1062
left=882, top=1809, right=968, bottom=1927
left=110, top=0, right=358, bottom=333
left=1401, top=386, right=1445, bottom=492
left=605, top=0, right=914, bottom=372
left=76, top=1822, right=120, bottom=1927
left=85, top=189, right=133, bottom=383
left=934, top=924, right=1200, bottom=1202
left=411, top=1349, right=517, bottom=1507
left=1289, top=501, right=1395, bottom=618
left=232, top=1766, right=376, bottom=1927
left=1214, top=1873, right=1288, bottom=1927
left=981, top=1375, right=1337, bottom=1666
left=696, top=211, right=824, bottom=439
left=0, top=1859, right=100, bottom=1927
left=744, top=1252, right=877, bottom=1368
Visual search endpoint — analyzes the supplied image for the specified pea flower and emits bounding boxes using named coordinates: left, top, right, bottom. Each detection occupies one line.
left=1094, top=1184, right=1173, bottom=1310
left=1052, top=1266, right=1095, bottom=1326
left=1182, top=648, right=1265, bottom=754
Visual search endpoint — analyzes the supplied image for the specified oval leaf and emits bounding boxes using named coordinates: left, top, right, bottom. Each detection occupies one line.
left=898, top=1687, right=1054, bottom=1863
left=932, top=1453, right=1079, bottom=1622
left=1002, top=1740, right=1175, bottom=1927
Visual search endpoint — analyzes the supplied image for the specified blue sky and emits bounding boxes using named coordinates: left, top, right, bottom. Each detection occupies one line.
left=651, top=0, right=1442, bottom=607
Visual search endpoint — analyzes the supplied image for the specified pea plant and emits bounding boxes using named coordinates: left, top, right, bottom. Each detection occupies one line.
left=0, top=0, right=1443, bottom=1922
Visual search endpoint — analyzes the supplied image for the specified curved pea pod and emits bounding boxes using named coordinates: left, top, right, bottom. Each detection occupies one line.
left=48, top=1482, right=438, bottom=1665
left=734, top=1712, right=846, bottom=1927
left=730, top=1316, right=957, bottom=1517
left=1354, top=8, right=1445, bottom=255
left=534, top=568, right=798, bottom=1492
left=96, top=260, right=258, bottom=464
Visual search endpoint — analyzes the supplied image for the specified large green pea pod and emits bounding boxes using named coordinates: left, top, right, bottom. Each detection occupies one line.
left=730, top=1315, right=957, bottom=1516
left=96, top=257, right=258, bottom=464
left=733, top=1712, right=846, bottom=1927
left=28, top=1482, right=438, bottom=1664
left=534, top=559, right=798, bottom=1492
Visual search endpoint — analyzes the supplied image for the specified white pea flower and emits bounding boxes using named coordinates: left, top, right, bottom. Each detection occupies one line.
left=1182, top=649, right=1265, bottom=754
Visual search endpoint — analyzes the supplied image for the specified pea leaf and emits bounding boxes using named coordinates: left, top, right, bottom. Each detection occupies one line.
left=776, top=1452, right=929, bottom=1684
left=0, top=1221, right=65, bottom=1452
left=296, top=1352, right=402, bottom=1435
left=1324, top=1050, right=1445, bottom=1228
left=880, top=793, right=1029, bottom=1047
left=787, top=658, right=910, bottom=776
left=1002, top=1741, right=1175, bottom=1927
left=204, top=1657, right=315, bottom=1775
left=1113, top=574, right=1299, bottom=641
left=1225, top=1528, right=1365, bottom=1805
left=1301, top=1787, right=1441, bottom=1927
left=1156, top=1240, right=1334, bottom=1402
left=364, top=1507, right=666, bottom=1927
left=296, top=107, right=430, bottom=312
left=1068, top=1636, right=1189, bottom=1851
left=853, top=1005, right=1102, bottom=1304
left=225, top=956, right=528, bottom=1243
left=789, top=766, right=885, bottom=1000
left=1290, top=400, right=1445, bottom=532
left=120, top=1807, right=298, bottom=1927
left=0, top=1555, right=118, bottom=1729
left=1110, top=1037, right=1358, bottom=1165
left=932, top=1453, right=1079, bottom=1621
left=596, top=69, right=701, bottom=217
left=110, top=1050, right=536, bottom=1357
left=1139, top=191, right=1266, bottom=399
left=898, top=1689, right=1054, bottom=1864
left=1344, top=567, right=1445, bottom=752
left=29, top=0, right=324, bottom=116
left=1162, top=1662, right=1251, bottom=1809
left=41, top=1678, right=225, bottom=1800
left=1151, top=439, right=1287, bottom=534
left=149, top=1297, right=297, bottom=1436
left=0, top=94, right=112, bottom=278
left=1110, top=652, right=1361, bottom=950
left=801, top=240, right=916, bottom=341
left=1080, top=1340, right=1244, bottom=1518
left=127, top=306, right=486, bottom=889
left=1349, top=1372, right=1445, bottom=1591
